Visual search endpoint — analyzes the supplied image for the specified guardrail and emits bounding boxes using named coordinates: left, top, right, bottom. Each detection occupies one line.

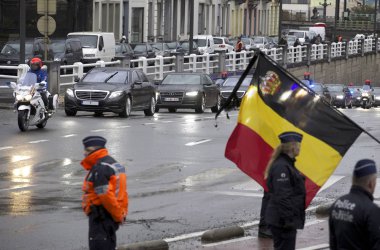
left=2, top=38, right=380, bottom=89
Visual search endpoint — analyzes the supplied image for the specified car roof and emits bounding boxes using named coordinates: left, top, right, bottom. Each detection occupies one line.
left=226, top=75, right=253, bottom=78
left=166, top=72, right=205, bottom=76
left=91, top=67, right=139, bottom=72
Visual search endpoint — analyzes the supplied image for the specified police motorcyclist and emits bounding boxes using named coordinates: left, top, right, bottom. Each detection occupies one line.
left=329, top=159, right=380, bottom=249
left=362, top=79, right=375, bottom=102
left=29, top=57, right=50, bottom=111
left=265, top=132, right=306, bottom=250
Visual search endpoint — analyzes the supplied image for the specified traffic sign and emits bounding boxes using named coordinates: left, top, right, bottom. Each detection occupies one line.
left=37, top=16, right=56, bottom=36
left=37, top=0, right=56, bottom=15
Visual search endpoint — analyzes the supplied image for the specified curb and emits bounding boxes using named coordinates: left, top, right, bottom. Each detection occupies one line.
left=117, top=240, right=169, bottom=250
left=315, top=202, right=334, bottom=217
left=201, top=226, right=245, bottom=244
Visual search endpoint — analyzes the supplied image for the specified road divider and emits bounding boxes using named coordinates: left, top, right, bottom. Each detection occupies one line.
left=201, top=225, right=245, bottom=244
left=117, top=240, right=169, bottom=250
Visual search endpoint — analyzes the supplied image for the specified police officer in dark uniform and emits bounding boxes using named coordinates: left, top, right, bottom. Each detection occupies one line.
left=265, top=131, right=306, bottom=250
left=329, top=159, right=380, bottom=249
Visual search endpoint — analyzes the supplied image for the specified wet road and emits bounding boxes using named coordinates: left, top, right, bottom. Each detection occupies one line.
left=0, top=108, right=379, bottom=250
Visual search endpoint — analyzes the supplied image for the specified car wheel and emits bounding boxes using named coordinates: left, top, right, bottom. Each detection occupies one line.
left=211, top=95, right=221, bottom=113
left=119, top=96, right=131, bottom=118
left=94, top=111, right=103, bottom=117
left=168, top=108, right=177, bottom=113
left=195, top=94, right=206, bottom=113
left=65, top=108, right=77, bottom=117
left=144, top=97, right=156, bottom=116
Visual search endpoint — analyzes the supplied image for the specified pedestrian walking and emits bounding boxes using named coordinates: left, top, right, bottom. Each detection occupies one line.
left=265, top=132, right=306, bottom=250
left=235, top=37, right=243, bottom=67
left=329, top=159, right=380, bottom=249
left=81, top=136, right=128, bottom=250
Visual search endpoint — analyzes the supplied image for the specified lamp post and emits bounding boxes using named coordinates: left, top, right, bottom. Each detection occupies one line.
left=20, top=0, right=26, bottom=64
left=319, top=0, right=331, bottom=22
left=189, top=0, right=194, bottom=55
left=278, top=0, right=282, bottom=39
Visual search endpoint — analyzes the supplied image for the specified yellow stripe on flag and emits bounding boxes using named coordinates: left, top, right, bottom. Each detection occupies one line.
left=238, top=85, right=342, bottom=186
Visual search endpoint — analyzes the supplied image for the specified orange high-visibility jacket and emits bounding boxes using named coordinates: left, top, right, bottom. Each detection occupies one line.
left=81, top=149, right=128, bottom=223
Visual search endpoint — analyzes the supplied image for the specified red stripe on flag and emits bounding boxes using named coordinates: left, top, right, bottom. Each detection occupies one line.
left=225, top=123, right=321, bottom=206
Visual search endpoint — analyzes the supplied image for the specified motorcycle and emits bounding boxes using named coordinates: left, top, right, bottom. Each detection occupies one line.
left=360, top=90, right=373, bottom=109
left=8, top=72, right=58, bottom=131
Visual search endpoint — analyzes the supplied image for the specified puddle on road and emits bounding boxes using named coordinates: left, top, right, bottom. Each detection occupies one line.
left=181, top=168, right=236, bottom=191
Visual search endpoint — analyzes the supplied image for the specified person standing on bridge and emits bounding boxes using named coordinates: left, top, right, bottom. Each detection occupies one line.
left=81, top=136, right=128, bottom=250
left=329, top=159, right=380, bottom=249
left=265, top=132, right=306, bottom=250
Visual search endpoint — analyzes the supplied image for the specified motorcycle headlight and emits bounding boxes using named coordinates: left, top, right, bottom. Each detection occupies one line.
left=66, top=89, right=74, bottom=97
left=24, top=94, right=32, bottom=101
left=362, top=92, right=369, bottom=97
left=336, top=95, right=344, bottom=99
left=186, top=91, right=198, bottom=97
left=109, top=91, right=123, bottom=99
left=16, top=94, right=23, bottom=101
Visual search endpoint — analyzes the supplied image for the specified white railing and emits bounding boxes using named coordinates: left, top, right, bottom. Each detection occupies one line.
left=262, top=47, right=283, bottom=62
left=287, top=46, right=307, bottom=63
left=0, top=64, right=30, bottom=80
left=348, top=40, right=359, bottom=55
left=363, top=38, right=374, bottom=53
left=225, top=50, right=255, bottom=72
left=331, top=42, right=344, bottom=58
left=310, top=44, right=326, bottom=60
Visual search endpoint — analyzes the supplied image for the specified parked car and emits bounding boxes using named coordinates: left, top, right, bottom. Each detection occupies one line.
left=165, top=41, right=181, bottom=55
left=373, top=87, right=380, bottom=107
left=268, top=36, right=278, bottom=48
left=241, top=37, right=255, bottom=50
left=348, top=85, right=362, bottom=107
left=178, top=41, right=200, bottom=55
left=150, top=42, right=171, bottom=57
left=251, top=36, right=270, bottom=50
left=114, top=42, right=134, bottom=61
left=155, top=73, right=220, bottom=113
left=64, top=67, right=156, bottom=117
left=130, top=43, right=156, bottom=65
left=67, top=32, right=116, bottom=63
left=51, top=38, right=83, bottom=65
left=193, top=35, right=215, bottom=54
left=219, top=75, right=253, bottom=107
left=326, top=84, right=353, bottom=108
left=213, top=37, right=234, bottom=53
left=309, top=82, right=332, bottom=103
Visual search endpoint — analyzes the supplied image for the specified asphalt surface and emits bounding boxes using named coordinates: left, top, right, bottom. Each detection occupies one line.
left=0, top=107, right=379, bottom=250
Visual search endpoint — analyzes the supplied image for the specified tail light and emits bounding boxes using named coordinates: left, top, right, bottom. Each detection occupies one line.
left=219, top=45, right=225, bottom=48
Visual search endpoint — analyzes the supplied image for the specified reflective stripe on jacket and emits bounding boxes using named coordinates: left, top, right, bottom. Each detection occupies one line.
left=82, top=149, right=128, bottom=223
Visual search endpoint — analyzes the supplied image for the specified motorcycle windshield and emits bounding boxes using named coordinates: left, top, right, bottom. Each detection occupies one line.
left=18, top=72, right=37, bottom=87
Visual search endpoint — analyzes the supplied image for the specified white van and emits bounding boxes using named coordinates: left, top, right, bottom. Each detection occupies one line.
left=67, top=32, right=115, bottom=63
left=193, top=35, right=215, bottom=54
left=288, top=30, right=317, bottom=44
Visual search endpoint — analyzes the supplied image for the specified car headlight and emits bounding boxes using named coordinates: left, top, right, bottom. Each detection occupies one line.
left=357, top=97, right=361, bottom=100
left=186, top=91, right=198, bottom=97
left=54, top=58, right=61, bottom=62
left=155, top=91, right=160, bottom=100
left=109, top=91, right=123, bottom=99
left=66, top=89, right=74, bottom=97
left=336, top=95, right=344, bottom=99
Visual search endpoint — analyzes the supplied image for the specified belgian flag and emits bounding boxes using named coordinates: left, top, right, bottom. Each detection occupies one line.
left=220, top=52, right=363, bottom=206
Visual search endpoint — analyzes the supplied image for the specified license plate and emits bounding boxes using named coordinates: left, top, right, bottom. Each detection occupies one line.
left=82, top=100, right=99, bottom=106
left=164, top=98, right=179, bottom=102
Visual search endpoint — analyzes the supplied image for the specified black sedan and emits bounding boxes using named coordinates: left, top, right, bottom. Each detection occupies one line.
left=64, top=68, right=156, bottom=117
left=219, top=75, right=253, bottom=107
left=155, top=73, right=220, bottom=113
left=309, top=83, right=332, bottom=103
left=115, top=42, right=134, bottom=61
left=327, top=84, right=353, bottom=108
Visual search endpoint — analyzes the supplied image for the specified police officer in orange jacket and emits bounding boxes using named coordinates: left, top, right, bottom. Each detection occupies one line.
left=81, top=136, right=128, bottom=250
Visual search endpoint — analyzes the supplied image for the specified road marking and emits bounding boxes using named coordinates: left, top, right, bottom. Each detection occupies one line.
left=0, top=146, right=13, bottom=151
left=143, top=122, right=156, bottom=125
left=164, top=231, right=206, bottom=243
left=297, top=243, right=330, bottom=250
left=28, top=140, right=49, bottom=144
left=62, top=134, right=77, bottom=138
left=212, top=191, right=264, bottom=198
left=240, top=220, right=260, bottom=228
left=304, top=219, right=325, bottom=227
left=161, top=121, right=174, bottom=123
left=90, top=129, right=106, bottom=132
left=185, top=139, right=212, bottom=146
left=203, top=236, right=256, bottom=247
left=117, top=125, right=131, bottom=129
left=0, top=184, right=37, bottom=192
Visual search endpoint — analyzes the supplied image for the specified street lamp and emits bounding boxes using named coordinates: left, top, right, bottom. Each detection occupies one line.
left=319, top=0, right=331, bottom=22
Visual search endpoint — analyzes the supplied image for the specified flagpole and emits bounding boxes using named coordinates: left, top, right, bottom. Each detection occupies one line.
left=215, top=51, right=259, bottom=119
left=260, top=52, right=380, bottom=145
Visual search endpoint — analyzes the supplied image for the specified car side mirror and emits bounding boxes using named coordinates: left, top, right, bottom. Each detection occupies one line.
left=74, top=76, right=80, bottom=82
left=134, top=81, right=143, bottom=85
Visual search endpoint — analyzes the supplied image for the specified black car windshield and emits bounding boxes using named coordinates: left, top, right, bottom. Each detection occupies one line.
left=166, top=42, right=177, bottom=49
left=132, top=44, right=146, bottom=52
left=162, top=74, right=201, bottom=85
left=193, top=39, right=206, bottom=47
left=180, top=42, right=197, bottom=49
left=328, top=85, right=343, bottom=92
left=1, top=43, right=33, bottom=55
left=82, top=70, right=128, bottom=84
left=115, top=44, right=124, bottom=53
left=311, top=84, right=323, bottom=92
left=223, top=77, right=252, bottom=87
left=151, top=43, right=164, bottom=51
left=214, top=38, right=223, bottom=44
left=50, top=42, right=65, bottom=53
left=68, top=35, right=97, bottom=48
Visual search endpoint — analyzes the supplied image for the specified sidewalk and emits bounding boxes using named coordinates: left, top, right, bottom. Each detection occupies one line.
left=201, top=220, right=329, bottom=250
